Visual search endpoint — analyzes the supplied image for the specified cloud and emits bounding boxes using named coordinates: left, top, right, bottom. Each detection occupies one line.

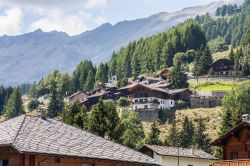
left=30, top=9, right=106, bottom=36
left=84, top=0, right=107, bottom=9
left=0, top=7, right=23, bottom=35
left=2, top=0, right=107, bottom=9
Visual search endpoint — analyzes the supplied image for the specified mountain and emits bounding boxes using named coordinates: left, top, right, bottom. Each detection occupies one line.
left=0, top=0, right=244, bottom=85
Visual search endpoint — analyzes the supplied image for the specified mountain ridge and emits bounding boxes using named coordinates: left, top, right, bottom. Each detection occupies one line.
left=0, top=0, right=244, bottom=85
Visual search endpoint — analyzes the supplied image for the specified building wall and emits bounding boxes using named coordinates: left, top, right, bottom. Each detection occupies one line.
left=0, top=146, right=150, bottom=166
left=223, top=127, right=250, bottom=160
left=0, top=146, right=23, bottom=166
left=153, top=152, right=210, bottom=166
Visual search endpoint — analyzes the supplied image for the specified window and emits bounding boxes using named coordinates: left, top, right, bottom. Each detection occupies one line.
left=231, top=152, right=238, bottom=160
left=82, top=164, right=94, bottom=166
left=0, top=160, right=9, bottom=166
left=188, top=165, right=193, bottom=166
left=247, top=134, right=250, bottom=141
left=144, top=105, right=148, bottom=109
left=55, top=157, right=60, bottom=163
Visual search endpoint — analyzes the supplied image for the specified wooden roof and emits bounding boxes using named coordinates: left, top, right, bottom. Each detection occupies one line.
left=141, top=145, right=216, bottom=160
left=0, top=115, right=159, bottom=165
left=211, top=120, right=250, bottom=146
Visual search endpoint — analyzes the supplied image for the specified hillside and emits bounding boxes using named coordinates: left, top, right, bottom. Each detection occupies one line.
left=143, top=107, right=222, bottom=141
left=0, top=0, right=244, bottom=86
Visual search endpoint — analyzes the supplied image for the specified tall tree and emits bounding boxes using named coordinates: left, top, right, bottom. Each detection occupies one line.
left=120, top=111, right=145, bottom=149
left=145, top=120, right=162, bottom=145
left=61, top=101, right=88, bottom=129
left=28, top=82, right=38, bottom=99
left=5, top=87, right=24, bottom=119
left=87, top=99, right=121, bottom=141
left=164, top=120, right=180, bottom=146
left=221, top=81, right=250, bottom=129
left=179, top=116, right=194, bottom=148
left=47, top=81, right=64, bottom=118
left=194, top=117, right=211, bottom=153
left=168, top=64, right=189, bottom=88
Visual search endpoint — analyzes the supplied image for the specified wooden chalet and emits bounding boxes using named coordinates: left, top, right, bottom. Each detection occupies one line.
left=157, top=68, right=170, bottom=80
left=65, top=91, right=89, bottom=106
left=169, top=88, right=192, bottom=102
left=0, top=115, right=159, bottom=166
left=209, top=59, right=234, bottom=76
left=212, top=114, right=250, bottom=166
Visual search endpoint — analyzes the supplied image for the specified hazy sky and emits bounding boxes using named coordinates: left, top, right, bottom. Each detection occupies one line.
left=0, top=0, right=218, bottom=36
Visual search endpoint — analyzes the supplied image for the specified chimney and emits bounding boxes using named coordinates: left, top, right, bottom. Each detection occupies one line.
left=37, top=106, right=47, bottom=120
left=242, top=114, right=250, bottom=122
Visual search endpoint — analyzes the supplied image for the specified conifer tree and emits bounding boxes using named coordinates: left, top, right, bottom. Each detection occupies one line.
left=229, top=47, right=235, bottom=62
left=180, top=116, right=194, bottom=148
left=168, top=64, right=189, bottom=88
left=87, top=99, right=121, bottom=140
left=164, top=120, right=179, bottom=146
left=145, top=120, right=162, bottom=145
left=5, top=87, right=24, bottom=118
left=47, top=81, right=64, bottom=118
left=120, top=111, right=145, bottom=149
left=28, top=82, right=38, bottom=99
left=194, top=118, right=211, bottom=152
left=61, top=101, right=88, bottom=129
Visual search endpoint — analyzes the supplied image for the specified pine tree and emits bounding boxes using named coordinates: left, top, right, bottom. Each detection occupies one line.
left=229, top=47, right=235, bottom=62
left=145, top=120, right=162, bottom=145
left=164, top=120, right=179, bottom=146
left=168, top=64, right=189, bottom=88
left=194, top=118, right=211, bottom=153
left=180, top=116, right=194, bottom=148
left=28, top=82, right=38, bottom=99
left=47, top=81, right=64, bottom=118
left=5, top=87, right=24, bottom=119
left=120, top=111, right=145, bottom=149
left=84, top=70, right=95, bottom=92
left=87, top=99, right=121, bottom=140
left=61, top=101, right=88, bottom=129
left=87, top=99, right=106, bottom=137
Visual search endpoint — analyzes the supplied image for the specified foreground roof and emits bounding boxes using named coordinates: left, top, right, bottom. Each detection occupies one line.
left=141, top=145, right=216, bottom=160
left=211, top=120, right=250, bottom=146
left=0, top=115, right=158, bottom=165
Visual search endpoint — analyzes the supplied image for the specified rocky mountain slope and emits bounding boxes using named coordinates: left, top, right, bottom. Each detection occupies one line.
left=0, top=0, right=244, bottom=85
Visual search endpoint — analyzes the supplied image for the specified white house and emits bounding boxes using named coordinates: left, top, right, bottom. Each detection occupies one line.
left=140, top=145, right=216, bottom=166
left=132, top=97, right=175, bottom=110
left=107, top=75, right=118, bottom=87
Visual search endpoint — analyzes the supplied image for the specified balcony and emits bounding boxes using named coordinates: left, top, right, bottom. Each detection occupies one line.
left=132, top=97, right=160, bottom=104
left=213, top=160, right=250, bottom=166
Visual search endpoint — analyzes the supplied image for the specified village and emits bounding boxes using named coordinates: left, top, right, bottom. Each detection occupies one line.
left=0, top=0, right=250, bottom=165
left=1, top=56, right=250, bottom=166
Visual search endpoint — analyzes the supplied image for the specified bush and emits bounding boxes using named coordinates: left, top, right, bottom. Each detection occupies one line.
left=28, top=99, right=39, bottom=111
left=118, top=97, right=128, bottom=106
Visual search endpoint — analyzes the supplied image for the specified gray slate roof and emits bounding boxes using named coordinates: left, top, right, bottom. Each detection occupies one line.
left=143, top=145, right=216, bottom=160
left=0, top=115, right=158, bottom=165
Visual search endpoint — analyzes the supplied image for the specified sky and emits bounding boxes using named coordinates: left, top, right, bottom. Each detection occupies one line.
left=0, top=0, right=218, bottom=36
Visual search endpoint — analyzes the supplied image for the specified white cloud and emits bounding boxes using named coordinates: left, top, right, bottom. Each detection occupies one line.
left=30, top=9, right=105, bottom=36
left=0, top=7, right=23, bottom=35
left=84, top=0, right=107, bottom=9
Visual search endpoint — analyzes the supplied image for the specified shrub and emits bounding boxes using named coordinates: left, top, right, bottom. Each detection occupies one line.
left=118, top=97, right=128, bottom=106
left=28, top=99, right=39, bottom=111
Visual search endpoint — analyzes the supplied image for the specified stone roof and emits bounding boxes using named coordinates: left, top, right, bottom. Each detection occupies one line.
left=0, top=115, right=158, bottom=165
left=142, top=145, right=216, bottom=160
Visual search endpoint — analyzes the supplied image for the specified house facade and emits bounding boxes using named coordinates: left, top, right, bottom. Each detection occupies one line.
left=212, top=114, right=250, bottom=164
left=0, top=115, right=159, bottom=166
left=209, top=59, right=234, bottom=76
left=140, top=145, right=216, bottom=166
left=65, top=91, right=89, bottom=106
left=119, top=83, right=175, bottom=111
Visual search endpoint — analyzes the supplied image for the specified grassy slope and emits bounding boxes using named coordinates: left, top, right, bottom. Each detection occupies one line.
left=190, top=82, right=234, bottom=91
left=143, top=107, right=222, bottom=141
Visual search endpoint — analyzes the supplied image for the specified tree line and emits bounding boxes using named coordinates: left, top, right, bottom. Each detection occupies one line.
left=216, top=4, right=240, bottom=17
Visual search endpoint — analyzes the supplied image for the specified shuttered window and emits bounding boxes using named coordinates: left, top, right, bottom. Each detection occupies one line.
left=0, top=160, right=9, bottom=166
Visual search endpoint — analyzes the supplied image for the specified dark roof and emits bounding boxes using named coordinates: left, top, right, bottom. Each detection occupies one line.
left=0, top=115, right=158, bottom=165
left=67, top=91, right=88, bottom=99
left=211, top=120, right=250, bottom=146
left=168, top=88, right=191, bottom=95
left=141, top=145, right=216, bottom=160
left=210, top=58, right=234, bottom=67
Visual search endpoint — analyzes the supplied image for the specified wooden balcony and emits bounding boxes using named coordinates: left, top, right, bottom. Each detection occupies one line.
left=213, top=160, right=250, bottom=166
